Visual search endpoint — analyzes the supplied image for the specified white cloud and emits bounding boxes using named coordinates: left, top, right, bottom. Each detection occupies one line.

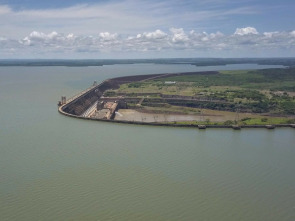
left=20, top=31, right=70, bottom=46
left=1, top=27, right=295, bottom=58
left=142, top=30, right=167, bottom=40
left=99, top=32, right=118, bottom=41
left=1, top=0, right=294, bottom=58
left=234, top=27, right=259, bottom=35
left=66, top=33, right=75, bottom=39
left=0, top=0, right=261, bottom=39
left=29, top=31, right=58, bottom=40
left=263, top=32, right=279, bottom=38
left=170, top=28, right=189, bottom=43
left=21, top=37, right=31, bottom=46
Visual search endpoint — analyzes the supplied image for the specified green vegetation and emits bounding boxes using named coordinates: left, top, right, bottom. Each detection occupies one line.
left=104, top=68, right=295, bottom=124
left=240, top=117, right=292, bottom=125
left=104, top=91, right=117, bottom=97
left=128, top=82, right=144, bottom=88
left=158, top=68, right=295, bottom=91
left=164, top=117, right=293, bottom=126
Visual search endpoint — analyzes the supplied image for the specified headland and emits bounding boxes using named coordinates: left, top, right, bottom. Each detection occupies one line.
left=58, top=68, right=295, bottom=129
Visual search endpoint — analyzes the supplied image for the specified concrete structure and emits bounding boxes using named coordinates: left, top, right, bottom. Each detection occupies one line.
left=266, top=125, right=275, bottom=129
left=232, top=125, right=241, bottom=130
left=198, top=125, right=206, bottom=129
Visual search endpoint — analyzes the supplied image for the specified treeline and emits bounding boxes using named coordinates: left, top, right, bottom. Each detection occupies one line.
left=2, top=58, right=295, bottom=67
left=208, top=89, right=295, bottom=114
left=159, top=67, right=295, bottom=91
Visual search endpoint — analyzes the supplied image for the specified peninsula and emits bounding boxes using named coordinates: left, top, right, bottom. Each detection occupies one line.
left=58, top=68, right=295, bottom=129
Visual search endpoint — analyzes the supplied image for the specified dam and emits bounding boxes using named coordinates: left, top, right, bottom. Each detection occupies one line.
left=58, top=72, right=295, bottom=129
left=58, top=73, right=168, bottom=120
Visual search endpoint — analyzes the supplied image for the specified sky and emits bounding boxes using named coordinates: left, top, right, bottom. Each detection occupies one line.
left=0, top=0, right=294, bottom=59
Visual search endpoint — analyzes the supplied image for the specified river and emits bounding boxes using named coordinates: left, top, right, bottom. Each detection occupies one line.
left=0, top=64, right=294, bottom=221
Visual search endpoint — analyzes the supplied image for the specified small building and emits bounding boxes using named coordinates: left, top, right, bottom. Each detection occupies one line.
left=164, top=81, right=176, bottom=84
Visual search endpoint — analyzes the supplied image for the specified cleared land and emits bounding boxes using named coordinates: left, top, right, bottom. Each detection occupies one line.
left=104, top=68, right=295, bottom=125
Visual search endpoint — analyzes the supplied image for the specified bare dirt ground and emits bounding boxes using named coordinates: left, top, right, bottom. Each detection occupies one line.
left=114, top=109, right=263, bottom=123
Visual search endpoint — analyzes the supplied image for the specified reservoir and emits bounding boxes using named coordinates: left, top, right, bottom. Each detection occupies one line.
left=0, top=64, right=294, bottom=220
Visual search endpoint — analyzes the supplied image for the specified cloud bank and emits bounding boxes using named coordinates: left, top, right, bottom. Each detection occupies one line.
left=0, top=1, right=260, bottom=38
left=1, top=27, right=294, bottom=58
left=1, top=1, right=295, bottom=57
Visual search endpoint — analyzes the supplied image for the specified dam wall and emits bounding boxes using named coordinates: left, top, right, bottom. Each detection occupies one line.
left=62, top=82, right=105, bottom=116
left=59, top=72, right=221, bottom=116
left=59, top=73, right=167, bottom=116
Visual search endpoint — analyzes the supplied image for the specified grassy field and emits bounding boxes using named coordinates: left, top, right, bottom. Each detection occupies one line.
left=135, top=105, right=294, bottom=125
left=137, top=105, right=201, bottom=115
left=164, top=117, right=294, bottom=126
left=156, top=68, right=295, bottom=91
left=106, top=68, right=295, bottom=117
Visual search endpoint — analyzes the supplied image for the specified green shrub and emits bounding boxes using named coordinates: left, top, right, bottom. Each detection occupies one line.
left=224, top=120, right=234, bottom=125
left=261, top=118, right=268, bottom=122
left=287, top=119, right=295, bottom=124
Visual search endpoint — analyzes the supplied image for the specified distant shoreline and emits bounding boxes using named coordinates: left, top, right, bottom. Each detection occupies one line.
left=2, top=58, right=295, bottom=67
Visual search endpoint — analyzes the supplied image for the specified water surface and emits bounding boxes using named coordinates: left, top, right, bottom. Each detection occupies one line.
left=0, top=64, right=294, bottom=221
